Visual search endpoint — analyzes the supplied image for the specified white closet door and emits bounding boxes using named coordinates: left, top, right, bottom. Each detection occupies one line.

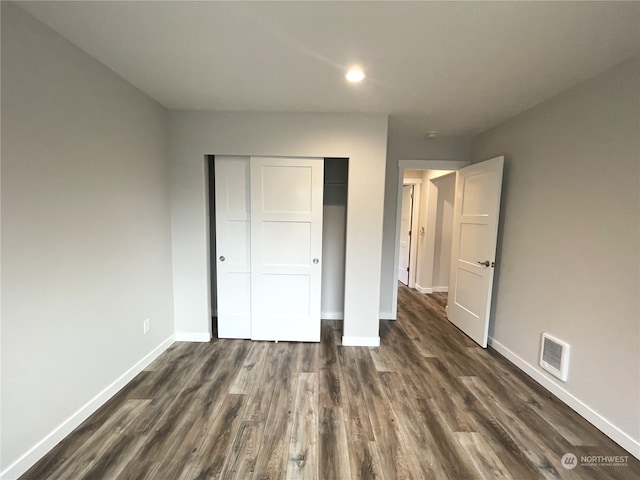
left=214, top=156, right=251, bottom=339
left=250, top=157, right=324, bottom=342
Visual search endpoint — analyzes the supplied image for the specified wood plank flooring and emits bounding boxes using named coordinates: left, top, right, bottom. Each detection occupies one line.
left=21, top=286, right=639, bottom=479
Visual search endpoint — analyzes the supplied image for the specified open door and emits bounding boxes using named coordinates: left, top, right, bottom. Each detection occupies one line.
left=447, top=156, right=504, bottom=348
left=398, top=184, right=413, bottom=285
left=250, top=156, right=324, bottom=342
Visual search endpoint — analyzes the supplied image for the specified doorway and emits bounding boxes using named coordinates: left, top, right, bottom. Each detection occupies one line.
left=398, top=170, right=455, bottom=293
left=416, top=171, right=456, bottom=294
left=398, top=184, right=414, bottom=285
left=390, top=160, right=468, bottom=320
left=321, top=158, right=349, bottom=320
left=398, top=175, right=422, bottom=288
left=392, top=157, right=505, bottom=349
left=208, top=155, right=349, bottom=340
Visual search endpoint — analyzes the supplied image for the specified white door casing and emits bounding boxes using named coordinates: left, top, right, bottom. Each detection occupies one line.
left=214, top=156, right=251, bottom=339
left=447, top=156, right=504, bottom=348
left=398, top=184, right=413, bottom=285
left=250, top=156, right=324, bottom=342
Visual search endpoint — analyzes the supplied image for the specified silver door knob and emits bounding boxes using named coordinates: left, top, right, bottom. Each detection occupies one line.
left=219, top=256, right=225, bottom=262
left=313, top=258, right=319, bottom=264
left=477, top=260, right=490, bottom=267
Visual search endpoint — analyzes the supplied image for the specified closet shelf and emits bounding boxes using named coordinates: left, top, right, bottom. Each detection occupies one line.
left=324, top=181, right=347, bottom=186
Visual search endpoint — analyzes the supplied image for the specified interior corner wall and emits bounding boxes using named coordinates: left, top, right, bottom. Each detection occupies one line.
left=415, top=170, right=456, bottom=294
left=431, top=174, right=455, bottom=289
left=472, top=57, right=640, bottom=455
left=1, top=4, right=175, bottom=477
left=169, top=111, right=388, bottom=343
left=380, top=131, right=471, bottom=318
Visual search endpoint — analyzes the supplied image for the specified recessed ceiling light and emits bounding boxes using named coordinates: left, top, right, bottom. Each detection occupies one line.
left=424, top=131, right=438, bottom=139
left=346, top=68, right=365, bottom=83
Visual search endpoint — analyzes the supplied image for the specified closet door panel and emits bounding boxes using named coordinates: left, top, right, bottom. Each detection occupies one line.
left=214, top=156, right=251, bottom=339
left=250, top=157, right=324, bottom=342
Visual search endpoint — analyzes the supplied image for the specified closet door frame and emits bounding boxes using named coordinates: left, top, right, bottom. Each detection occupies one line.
left=214, top=155, right=324, bottom=342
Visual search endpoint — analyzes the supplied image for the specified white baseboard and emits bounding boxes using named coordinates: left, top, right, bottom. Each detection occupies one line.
left=489, top=338, right=640, bottom=460
left=0, top=335, right=175, bottom=480
left=379, top=311, right=396, bottom=320
left=321, top=312, right=344, bottom=320
left=342, top=336, right=380, bottom=347
left=415, top=283, right=433, bottom=294
left=415, top=284, right=448, bottom=294
left=175, top=332, right=211, bottom=342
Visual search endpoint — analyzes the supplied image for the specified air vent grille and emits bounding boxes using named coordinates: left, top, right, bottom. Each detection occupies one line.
left=540, top=333, right=570, bottom=381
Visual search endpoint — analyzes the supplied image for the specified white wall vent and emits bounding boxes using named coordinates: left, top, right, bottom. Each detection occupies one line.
left=540, top=333, right=570, bottom=381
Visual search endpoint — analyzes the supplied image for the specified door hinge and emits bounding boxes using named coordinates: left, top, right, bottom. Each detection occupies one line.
left=408, top=230, right=412, bottom=236
left=407, top=267, right=410, bottom=272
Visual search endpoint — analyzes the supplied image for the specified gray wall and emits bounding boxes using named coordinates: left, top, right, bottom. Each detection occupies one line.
left=169, top=111, right=388, bottom=343
left=380, top=126, right=470, bottom=317
left=472, top=57, right=640, bottom=448
left=1, top=4, right=175, bottom=475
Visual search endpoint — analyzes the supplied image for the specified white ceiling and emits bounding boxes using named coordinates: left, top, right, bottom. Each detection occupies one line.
left=17, top=1, right=640, bottom=138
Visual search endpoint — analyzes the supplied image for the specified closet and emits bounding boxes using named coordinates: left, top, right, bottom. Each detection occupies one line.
left=213, top=155, right=338, bottom=342
left=321, top=158, right=348, bottom=319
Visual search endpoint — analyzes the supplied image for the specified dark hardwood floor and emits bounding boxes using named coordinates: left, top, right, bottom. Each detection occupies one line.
left=21, top=286, right=639, bottom=479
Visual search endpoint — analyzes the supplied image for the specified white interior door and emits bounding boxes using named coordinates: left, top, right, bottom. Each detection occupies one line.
left=398, top=184, right=413, bottom=285
left=447, top=156, right=504, bottom=348
left=250, top=156, right=324, bottom=342
left=215, top=156, right=251, bottom=339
